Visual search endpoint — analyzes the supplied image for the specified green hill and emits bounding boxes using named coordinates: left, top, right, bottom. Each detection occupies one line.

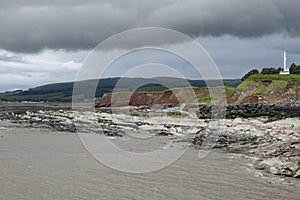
left=0, top=77, right=241, bottom=102
left=227, top=74, right=300, bottom=104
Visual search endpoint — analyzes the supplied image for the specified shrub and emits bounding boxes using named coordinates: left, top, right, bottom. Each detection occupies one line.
left=261, top=67, right=282, bottom=74
left=242, top=69, right=259, bottom=81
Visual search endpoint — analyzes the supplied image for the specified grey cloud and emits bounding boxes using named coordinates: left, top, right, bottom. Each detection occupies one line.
left=0, top=0, right=300, bottom=53
left=197, top=34, right=300, bottom=78
left=0, top=53, right=26, bottom=63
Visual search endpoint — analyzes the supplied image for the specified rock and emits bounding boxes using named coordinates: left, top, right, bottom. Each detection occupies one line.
left=266, top=129, right=272, bottom=134
left=284, top=162, right=300, bottom=172
left=280, top=168, right=294, bottom=177
left=156, top=131, right=173, bottom=136
left=233, top=118, right=242, bottom=124
left=255, top=163, right=267, bottom=170
left=294, top=169, right=300, bottom=178
left=269, top=166, right=281, bottom=175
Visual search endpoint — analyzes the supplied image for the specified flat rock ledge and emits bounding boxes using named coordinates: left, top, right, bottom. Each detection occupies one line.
left=192, top=117, right=300, bottom=178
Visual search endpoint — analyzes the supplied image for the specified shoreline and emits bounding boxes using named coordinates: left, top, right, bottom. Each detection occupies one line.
left=0, top=103, right=300, bottom=179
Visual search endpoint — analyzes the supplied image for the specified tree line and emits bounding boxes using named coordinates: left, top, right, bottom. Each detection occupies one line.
left=242, top=63, right=300, bottom=81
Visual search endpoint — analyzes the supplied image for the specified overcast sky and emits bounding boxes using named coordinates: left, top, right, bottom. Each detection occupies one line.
left=1, top=0, right=300, bottom=91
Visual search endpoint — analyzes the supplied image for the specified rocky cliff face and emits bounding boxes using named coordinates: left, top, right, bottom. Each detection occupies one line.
left=96, top=88, right=210, bottom=107
left=97, top=92, right=164, bottom=107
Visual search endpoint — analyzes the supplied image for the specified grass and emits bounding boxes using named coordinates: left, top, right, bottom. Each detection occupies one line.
left=225, top=86, right=235, bottom=97
left=250, top=80, right=290, bottom=96
left=198, top=94, right=211, bottom=103
left=264, top=80, right=288, bottom=93
left=197, top=86, right=235, bottom=103
left=173, top=86, right=203, bottom=103
left=231, top=74, right=300, bottom=98
left=250, top=84, right=266, bottom=96
left=236, top=80, right=259, bottom=91
left=247, top=74, right=300, bottom=85
left=245, top=76, right=292, bottom=96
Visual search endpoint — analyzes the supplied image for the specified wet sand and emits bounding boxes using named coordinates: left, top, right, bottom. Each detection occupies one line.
left=0, top=123, right=299, bottom=200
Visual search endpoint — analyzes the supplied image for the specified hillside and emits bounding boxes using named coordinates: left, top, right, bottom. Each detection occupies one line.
left=96, top=74, right=300, bottom=108
left=227, top=74, right=300, bottom=104
left=0, top=77, right=241, bottom=102
left=96, top=86, right=235, bottom=107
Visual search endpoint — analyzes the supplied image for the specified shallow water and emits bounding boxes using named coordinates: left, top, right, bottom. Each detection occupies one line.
left=0, top=126, right=299, bottom=200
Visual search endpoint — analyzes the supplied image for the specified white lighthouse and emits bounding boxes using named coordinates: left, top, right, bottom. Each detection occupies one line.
left=280, top=51, right=290, bottom=74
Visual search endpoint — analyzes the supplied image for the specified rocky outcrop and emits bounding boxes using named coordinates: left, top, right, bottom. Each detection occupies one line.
left=97, top=92, right=164, bottom=107
left=251, top=141, right=300, bottom=178
left=0, top=110, right=77, bottom=132
left=97, top=91, right=172, bottom=107
left=192, top=118, right=300, bottom=178
left=197, top=103, right=300, bottom=119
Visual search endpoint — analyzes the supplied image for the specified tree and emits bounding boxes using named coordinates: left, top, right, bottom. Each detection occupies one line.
left=290, top=63, right=300, bottom=74
left=242, top=69, right=259, bottom=81
left=261, top=67, right=281, bottom=74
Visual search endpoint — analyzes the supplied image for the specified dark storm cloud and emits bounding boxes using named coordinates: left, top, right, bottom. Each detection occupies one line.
left=0, top=0, right=300, bottom=53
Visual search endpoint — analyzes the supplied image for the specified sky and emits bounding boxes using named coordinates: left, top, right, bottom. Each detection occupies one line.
left=1, top=0, right=300, bottom=92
